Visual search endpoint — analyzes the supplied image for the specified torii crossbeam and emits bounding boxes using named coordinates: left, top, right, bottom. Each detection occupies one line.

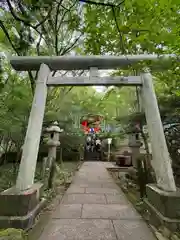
left=10, top=54, right=178, bottom=71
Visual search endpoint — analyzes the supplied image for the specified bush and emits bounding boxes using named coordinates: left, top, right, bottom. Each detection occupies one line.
left=0, top=228, right=27, bottom=240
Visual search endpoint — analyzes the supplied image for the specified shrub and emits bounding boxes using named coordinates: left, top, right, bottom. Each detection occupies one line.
left=0, top=228, right=27, bottom=240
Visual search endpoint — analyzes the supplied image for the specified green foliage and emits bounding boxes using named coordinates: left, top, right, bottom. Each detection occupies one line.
left=83, top=0, right=180, bottom=55
left=0, top=0, right=84, bottom=91
left=0, top=65, right=32, bottom=153
left=0, top=0, right=180, bottom=190
left=0, top=164, right=17, bottom=192
left=0, top=228, right=27, bottom=239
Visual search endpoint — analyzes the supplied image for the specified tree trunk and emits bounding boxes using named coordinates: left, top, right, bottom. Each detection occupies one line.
left=13, top=147, right=21, bottom=176
left=140, top=124, right=150, bottom=155
left=139, top=123, right=152, bottom=170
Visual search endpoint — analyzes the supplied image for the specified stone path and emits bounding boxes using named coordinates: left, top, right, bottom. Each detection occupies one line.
left=39, top=162, right=157, bottom=240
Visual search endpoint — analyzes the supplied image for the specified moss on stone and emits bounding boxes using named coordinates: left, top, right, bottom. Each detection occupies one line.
left=0, top=228, right=27, bottom=240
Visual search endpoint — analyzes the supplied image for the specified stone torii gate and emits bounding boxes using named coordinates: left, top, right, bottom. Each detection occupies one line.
left=9, top=54, right=177, bottom=194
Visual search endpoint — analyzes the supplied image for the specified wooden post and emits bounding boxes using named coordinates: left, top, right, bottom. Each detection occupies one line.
left=141, top=70, right=176, bottom=192
left=16, top=64, right=50, bottom=191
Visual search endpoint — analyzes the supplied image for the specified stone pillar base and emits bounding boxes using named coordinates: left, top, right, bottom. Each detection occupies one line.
left=144, top=184, right=180, bottom=231
left=0, top=183, right=46, bottom=229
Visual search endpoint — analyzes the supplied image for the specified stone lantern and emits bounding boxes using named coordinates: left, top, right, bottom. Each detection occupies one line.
left=128, top=127, right=142, bottom=168
left=44, top=122, right=63, bottom=187
left=46, top=121, right=63, bottom=162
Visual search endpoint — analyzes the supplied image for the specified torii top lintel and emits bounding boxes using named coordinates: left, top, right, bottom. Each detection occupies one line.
left=9, top=54, right=178, bottom=71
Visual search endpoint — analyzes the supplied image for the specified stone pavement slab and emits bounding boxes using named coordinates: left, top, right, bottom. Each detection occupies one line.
left=73, top=178, right=114, bottom=183
left=101, top=182, right=121, bottom=188
left=85, top=187, right=120, bottom=194
left=61, top=193, right=107, bottom=204
left=66, top=186, right=85, bottom=193
left=39, top=162, right=156, bottom=240
left=39, top=219, right=117, bottom=240
left=82, top=204, right=142, bottom=219
left=105, top=194, right=131, bottom=204
left=52, top=204, right=82, bottom=219
left=113, top=220, right=156, bottom=240
left=69, top=182, right=103, bottom=188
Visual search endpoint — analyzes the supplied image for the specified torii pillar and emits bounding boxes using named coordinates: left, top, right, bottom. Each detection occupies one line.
left=16, top=63, right=50, bottom=191
left=140, top=69, right=176, bottom=192
left=140, top=69, right=180, bottom=232
left=0, top=63, right=50, bottom=229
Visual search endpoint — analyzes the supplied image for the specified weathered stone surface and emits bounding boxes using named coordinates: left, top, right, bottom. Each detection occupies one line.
left=101, top=182, right=120, bottom=189
left=0, top=198, right=46, bottom=230
left=39, top=219, right=117, bottom=240
left=66, top=186, right=85, bottom=194
left=69, top=183, right=102, bottom=188
left=52, top=204, right=82, bottom=219
left=38, top=162, right=157, bottom=240
left=47, top=194, right=63, bottom=211
left=171, top=234, right=180, bottom=240
left=103, top=162, right=116, bottom=168
left=62, top=194, right=107, bottom=204
left=0, top=183, right=43, bottom=216
left=113, top=220, right=156, bottom=240
left=159, top=226, right=171, bottom=238
left=105, top=194, right=129, bottom=204
left=85, top=187, right=120, bottom=195
left=154, top=231, right=167, bottom=240
left=74, top=178, right=114, bottom=183
left=144, top=198, right=180, bottom=232
left=82, top=204, right=142, bottom=219
left=146, top=184, right=180, bottom=219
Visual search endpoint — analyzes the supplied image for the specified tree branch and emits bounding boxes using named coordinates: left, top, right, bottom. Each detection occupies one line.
left=79, top=0, right=125, bottom=7
left=35, top=5, right=54, bottom=29
left=0, top=20, right=19, bottom=55
left=60, top=33, right=83, bottom=55
left=6, top=0, right=53, bottom=29
left=111, top=6, right=126, bottom=54
left=6, top=0, right=32, bottom=26
left=64, top=86, right=73, bottom=95
left=17, top=1, right=27, bottom=16
left=28, top=71, right=35, bottom=93
left=55, top=0, right=63, bottom=55
left=81, top=0, right=126, bottom=54
left=39, top=26, right=51, bottom=48
left=61, top=0, right=78, bottom=11
left=36, top=34, right=43, bottom=55
left=6, top=0, right=53, bottom=45
left=57, top=7, right=69, bottom=33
